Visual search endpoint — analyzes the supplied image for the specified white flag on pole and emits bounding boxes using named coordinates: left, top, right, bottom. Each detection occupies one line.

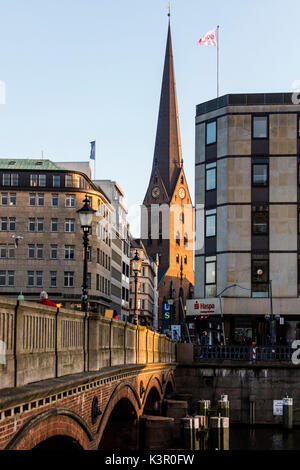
left=198, top=28, right=218, bottom=46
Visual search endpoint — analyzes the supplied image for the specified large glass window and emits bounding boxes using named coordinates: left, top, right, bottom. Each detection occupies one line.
left=205, top=256, right=216, bottom=297
left=66, top=194, right=76, bottom=207
left=252, top=254, right=269, bottom=297
left=2, top=174, right=10, bottom=186
left=252, top=163, right=268, bottom=186
left=65, top=219, right=75, bottom=232
left=206, top=121, right=217, bottom=145
left=65, top=175, right=73, bottom=187
left=65, top=245, right=75, bottom=259
left=252, top=206, right=269, bottom=234
left=206, top=162, right=217, bottom=190
left=52, top=194, right=59, bottom=207
left=205, top=209, right=216, bottom=237
left=253, top=116, right=268, bottom=138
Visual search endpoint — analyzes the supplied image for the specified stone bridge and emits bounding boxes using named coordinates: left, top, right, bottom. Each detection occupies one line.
left=0, top=298, right=176, bottom=450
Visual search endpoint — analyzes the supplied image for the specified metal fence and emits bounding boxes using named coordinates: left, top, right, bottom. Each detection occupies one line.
left=194, top=345, right=292, bottom=362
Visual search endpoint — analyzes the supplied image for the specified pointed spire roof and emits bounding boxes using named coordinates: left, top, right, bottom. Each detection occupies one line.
left=151, top=23, right=182, bottom=197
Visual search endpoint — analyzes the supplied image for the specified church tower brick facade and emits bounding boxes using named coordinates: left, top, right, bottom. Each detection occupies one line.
left=141, top=23, right=194, bottom=331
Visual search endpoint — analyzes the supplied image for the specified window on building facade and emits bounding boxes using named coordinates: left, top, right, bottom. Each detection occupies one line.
left=1, top=218, right=7, bottom=231
left=50, top=271, right=57, bottom=287
left=66, top=194, right=76, bottom=207
left=65, top=175, right=73, bottom=187
left=8, top=271, right=14, bottom=286
left=28, top=245, right=35, bottom=259
left=205, top=209, right=216, bottom=237
left=52, top=194, right=59, bottom=206
left=39, top=175, right=46, bottom=187
left=1, top=193, right=7, bottom=205
left=0, top=246, right=6, bottom=258
left=9, top=217, right=15, bottom=231
left=2, top=174, right=10, bottom=186
left=176, top=254, right=179, bottom=263
left=206, top=121, right=217, bottom=145
left=176, top=231, right=180, bottom=245
left=0, top=271, right=5, bottom=286
left=65, top=219, right=75, bottom=232
left=37, top=245, right=43, bottom=259
left=64, top=271, right=74, bottom=287
left=252, top=163, right=268, bottom=186
left=206, top=162, right=217, bottom=190
left=253, top=116, right=268, bottom=138
left=252, top=253, right=269, bottom=297
left=37, top=218, right=44, bottom=232
left=53, top=175, right=60, bottom=187
left=10, top=193, right=16, bottom=206
left=29, top=193, right=36, bottom=206
left=29, top=218, right=35, bottom=232
left=252, top=206, right=269, bottom=234
left=38, top=193, right=44, bottom=206
left=30, top=175, right=38, bottom=187
left=51, top=245, right=58, bottom=259
left=27, top=271, right=34, bottom=286
left=96, top=274, right=100, bottom=291
left=87, top=273, right=91, bottom=289
left=65, top=245, right=75, bottom=260
left=205, top=256, right=216, bottom=297
left=36, top=271, right=43, bottom=287
left=11, top=174, right=19, bottom=186
left=184, top=255, right=187, bottom=264
left=51, top=218, right=58, bottom=232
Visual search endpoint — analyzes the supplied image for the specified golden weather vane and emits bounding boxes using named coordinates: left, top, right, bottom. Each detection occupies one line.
left=167, top=2, right=171, bottom=17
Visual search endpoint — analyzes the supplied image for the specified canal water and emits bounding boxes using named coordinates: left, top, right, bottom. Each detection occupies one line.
left=229, top=427, right=300, bottom=450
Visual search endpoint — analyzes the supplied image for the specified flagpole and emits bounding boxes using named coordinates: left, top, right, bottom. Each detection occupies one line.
left=94, top=141, right=96, bottom=180
left=217, top=25, right=220, bottom=97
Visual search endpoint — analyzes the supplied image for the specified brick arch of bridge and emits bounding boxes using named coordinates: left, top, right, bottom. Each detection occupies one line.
left=141, top=375, right=163, bottom=413
left=5, top=408, right=93, bottom=450
left=162, top=371, right=176, bottom=399
left=96, top=381, right=142, bottom=447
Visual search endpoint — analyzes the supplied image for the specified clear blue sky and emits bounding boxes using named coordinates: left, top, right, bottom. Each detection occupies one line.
left=0, top=0, right=299, bottom=235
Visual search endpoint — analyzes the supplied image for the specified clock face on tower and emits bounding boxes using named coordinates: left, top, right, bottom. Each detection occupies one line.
left=152, top=186, right=160, bottom=199
left=178, top=187, right=186, bottom=199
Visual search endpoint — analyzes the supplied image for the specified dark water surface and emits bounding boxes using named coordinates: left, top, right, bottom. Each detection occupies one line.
left=229, top=427, right=300, bottom=450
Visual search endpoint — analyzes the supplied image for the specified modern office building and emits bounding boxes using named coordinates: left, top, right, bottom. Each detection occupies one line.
left=94, top=180, right=131, bottom=321
left=129, top=239, right=159, bottom=328
left=193, top=93, right=300, bottom=345
left=0, top=158, right=113, bottom=313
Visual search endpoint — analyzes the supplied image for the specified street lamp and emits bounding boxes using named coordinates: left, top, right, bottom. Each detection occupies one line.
left=131, top=250, right=142, bottom=325
left=77, top=194, right=96, bottom=312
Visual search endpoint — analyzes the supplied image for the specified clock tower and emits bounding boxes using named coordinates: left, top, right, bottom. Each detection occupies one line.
left=141, top=21, right=194, bottom=330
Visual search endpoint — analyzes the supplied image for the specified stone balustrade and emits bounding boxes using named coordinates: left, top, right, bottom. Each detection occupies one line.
left=0, top=298, right=176, bottom=389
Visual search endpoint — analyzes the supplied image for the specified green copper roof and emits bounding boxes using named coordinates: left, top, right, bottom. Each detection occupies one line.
left=0, top=159, right=66, bottom=171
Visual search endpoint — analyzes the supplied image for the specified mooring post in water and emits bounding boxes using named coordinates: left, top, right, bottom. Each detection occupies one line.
left=194, top=415, right=207, bottom=450
left=209, top=416, right=229, bottom=450
left=282, top=395, right=293, bottom=430
left=197, top=400, right=211, bottom=427
left=181, top=417, right=194, bottom=450
left=217, top=394, right=230, bottom=418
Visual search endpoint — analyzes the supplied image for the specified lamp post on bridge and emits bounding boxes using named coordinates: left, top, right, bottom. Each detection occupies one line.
left=77, top=194, right=96, bottom=312
left=131, top=250, right=142, bottom=325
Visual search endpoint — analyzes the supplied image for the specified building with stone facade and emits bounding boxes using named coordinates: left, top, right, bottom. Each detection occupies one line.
left=141, top=23, right=194, bottom=331
left=0, top=158, right=113, bottom=313
left=94, top=180, right=130, bottom=321
left=129, top=239, right=159, bottom=329
left=193, top=92, right=300, bottom=345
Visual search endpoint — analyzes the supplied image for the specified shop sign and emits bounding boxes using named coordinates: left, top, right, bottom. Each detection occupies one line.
left=186, top=298, right=221, bottom=316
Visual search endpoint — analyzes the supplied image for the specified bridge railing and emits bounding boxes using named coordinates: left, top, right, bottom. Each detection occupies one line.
left=0, top=298, right=176, bottom=389
left=194, top=345, right=293, bottom=362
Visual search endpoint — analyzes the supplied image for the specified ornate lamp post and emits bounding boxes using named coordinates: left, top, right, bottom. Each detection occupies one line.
left=131, top=250, right=142, bottom=325
left=77, top=195, right=96, bottom=312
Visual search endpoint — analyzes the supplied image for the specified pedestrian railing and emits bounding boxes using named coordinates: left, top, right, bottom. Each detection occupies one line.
left=194, top=345, right=292, bottom=362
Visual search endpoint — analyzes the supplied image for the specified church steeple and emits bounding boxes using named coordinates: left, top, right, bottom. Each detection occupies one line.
left=150, top=23, right=182, bottom=197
